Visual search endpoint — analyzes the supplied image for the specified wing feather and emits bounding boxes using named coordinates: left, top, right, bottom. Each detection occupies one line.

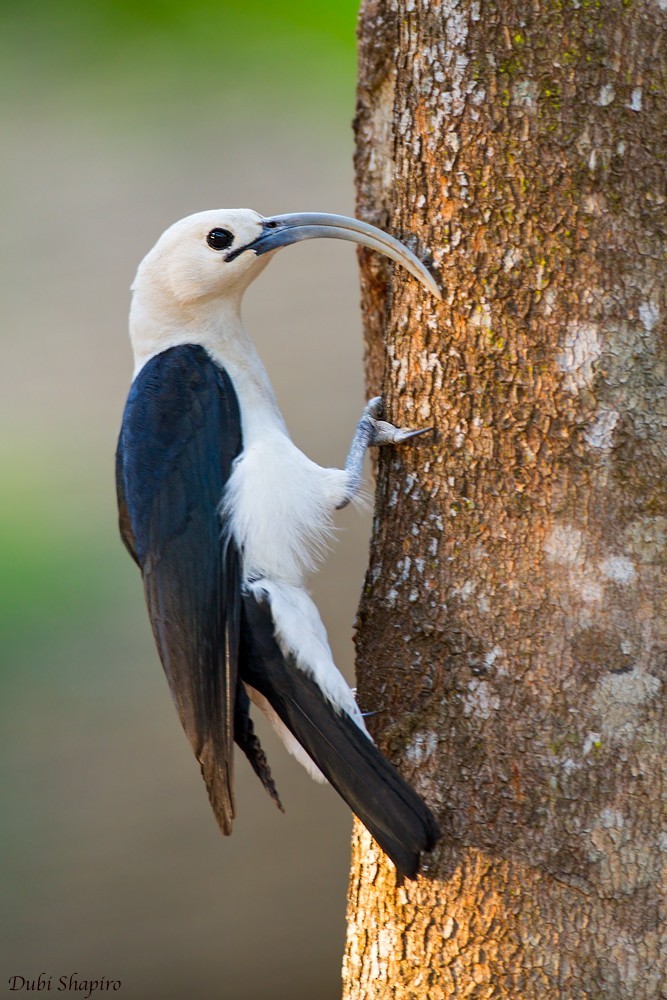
left=116, top=344, right=242, bottom=834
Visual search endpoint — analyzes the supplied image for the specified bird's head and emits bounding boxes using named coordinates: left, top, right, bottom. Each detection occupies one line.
left=132, top=208, right=441, bottom=314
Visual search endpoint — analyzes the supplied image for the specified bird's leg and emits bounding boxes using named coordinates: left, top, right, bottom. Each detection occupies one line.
left=336, top=397, right=432, bottom=510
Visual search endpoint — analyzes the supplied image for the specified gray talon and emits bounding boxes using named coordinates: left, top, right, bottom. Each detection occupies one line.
left=363, top=398, right=432, bottom=446
left=340, top=401, right=431, bottom=509
left=392, top=425, right=433, bottom=443
left=370, top=419, right=433, bottom=446
left=365, top=396, right=383, bottom=419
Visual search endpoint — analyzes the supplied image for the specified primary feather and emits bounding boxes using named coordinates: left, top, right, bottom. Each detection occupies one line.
left=117, top=345, right=243, bottom=833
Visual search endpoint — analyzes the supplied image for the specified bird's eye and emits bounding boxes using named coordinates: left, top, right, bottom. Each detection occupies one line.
left=206, top=228, right=234, bottom=251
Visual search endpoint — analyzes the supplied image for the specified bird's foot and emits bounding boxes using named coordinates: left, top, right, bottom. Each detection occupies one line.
left=364, top=396, right=432, bottom=445
left=338, top=398, right=432, bottom=509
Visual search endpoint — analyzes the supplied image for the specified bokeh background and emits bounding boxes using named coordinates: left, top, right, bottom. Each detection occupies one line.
left=1, top=3, right=375, bottom=997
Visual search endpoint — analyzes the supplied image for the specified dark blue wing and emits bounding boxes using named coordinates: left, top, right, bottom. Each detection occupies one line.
left=116, top=344, right=242, bottom=834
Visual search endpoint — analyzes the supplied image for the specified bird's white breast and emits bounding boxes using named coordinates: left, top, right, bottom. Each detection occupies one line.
left=188, top=338, right=348, bottom=586
left=130, top=309, right=349, bottom=587
left=222, top=430, right=348, bottom=586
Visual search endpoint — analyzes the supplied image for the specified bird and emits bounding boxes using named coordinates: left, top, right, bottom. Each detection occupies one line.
left=116, top=208, right=441, bottom=879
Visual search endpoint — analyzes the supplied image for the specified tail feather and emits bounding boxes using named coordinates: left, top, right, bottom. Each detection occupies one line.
left=234, top=681, right=284, bottom=812
left=240, top=593, right=440, bottom=879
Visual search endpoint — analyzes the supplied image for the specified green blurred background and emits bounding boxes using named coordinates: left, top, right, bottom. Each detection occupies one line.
left=1, top=3, right=375, bottom=997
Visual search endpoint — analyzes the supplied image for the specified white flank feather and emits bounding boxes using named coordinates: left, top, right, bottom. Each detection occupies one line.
left=244, top=684, right=327, bottom=783
left=247, top=579, right=369, bottom=735
left=223, top=434, right=349, bottom=586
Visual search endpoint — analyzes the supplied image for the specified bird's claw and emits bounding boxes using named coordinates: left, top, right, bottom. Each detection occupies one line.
left=371, top=420, right=432, bottom=445
left=364, top=397, right=432, bottom=446
left=365, top=396, right=384, bottom=420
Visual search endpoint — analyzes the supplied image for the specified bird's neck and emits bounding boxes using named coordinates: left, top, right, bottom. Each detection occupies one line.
left=130, top=292, right=288, bottom=440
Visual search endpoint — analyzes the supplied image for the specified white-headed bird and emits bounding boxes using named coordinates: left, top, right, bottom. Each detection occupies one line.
left=116, top=210, right=440, bottom=878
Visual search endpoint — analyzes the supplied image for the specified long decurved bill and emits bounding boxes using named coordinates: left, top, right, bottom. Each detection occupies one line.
left=228, top=212, right=441, bottom=299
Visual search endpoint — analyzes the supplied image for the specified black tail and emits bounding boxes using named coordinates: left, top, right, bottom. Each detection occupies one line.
left=234, top=680, right=284, bottom=812
left=239, top=593, right=440, bottom=880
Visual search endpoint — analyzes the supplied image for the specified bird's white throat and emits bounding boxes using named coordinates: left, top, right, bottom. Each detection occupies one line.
left=130, top=290, right=287, bottom=441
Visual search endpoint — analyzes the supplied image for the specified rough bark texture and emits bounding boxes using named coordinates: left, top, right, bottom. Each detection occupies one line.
left=343, top=0, right=666, bottom=997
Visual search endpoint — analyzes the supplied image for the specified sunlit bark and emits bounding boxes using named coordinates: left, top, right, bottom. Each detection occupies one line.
left=343, top=0, right=666, bottom=996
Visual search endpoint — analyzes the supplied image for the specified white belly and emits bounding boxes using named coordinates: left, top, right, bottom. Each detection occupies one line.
left=222, top=431, right=348, bottom=585
left=196, top=337, right=349, bottom=584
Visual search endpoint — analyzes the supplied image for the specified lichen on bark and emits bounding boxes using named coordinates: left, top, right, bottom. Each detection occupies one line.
left=344, top=0, right=666, bottom=996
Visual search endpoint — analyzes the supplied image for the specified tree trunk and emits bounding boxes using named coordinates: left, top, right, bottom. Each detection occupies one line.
left=343, top=0, right=666, bottom=997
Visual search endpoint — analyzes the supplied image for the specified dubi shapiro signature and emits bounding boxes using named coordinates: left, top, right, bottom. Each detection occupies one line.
left=8, top=974, right=121, bottom=998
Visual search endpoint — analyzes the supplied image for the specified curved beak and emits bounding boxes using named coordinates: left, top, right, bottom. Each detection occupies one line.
left=227, top=212, right=441, bottom=299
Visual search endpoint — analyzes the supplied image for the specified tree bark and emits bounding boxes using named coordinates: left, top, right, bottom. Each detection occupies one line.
left=343, top=1, right=666, bottom=997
